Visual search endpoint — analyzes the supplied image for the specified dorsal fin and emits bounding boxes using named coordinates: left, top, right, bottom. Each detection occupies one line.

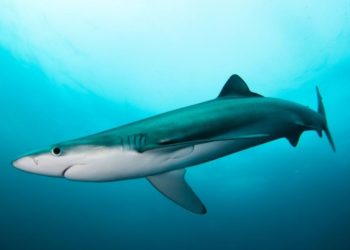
left=217, top=74, right=263, bottom=98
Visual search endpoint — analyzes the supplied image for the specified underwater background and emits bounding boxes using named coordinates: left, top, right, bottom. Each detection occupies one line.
left=0, top=1, right=349, bottom=249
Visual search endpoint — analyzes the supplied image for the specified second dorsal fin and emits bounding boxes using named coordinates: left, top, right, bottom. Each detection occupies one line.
left=217, top=74, right=263, bottom=98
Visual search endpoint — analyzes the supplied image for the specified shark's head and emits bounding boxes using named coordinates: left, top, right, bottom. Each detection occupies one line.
left=12, top=144, right=95, bottom=178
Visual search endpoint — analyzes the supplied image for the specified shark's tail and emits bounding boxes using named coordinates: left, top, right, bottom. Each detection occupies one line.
left=316, top=87, right=336, bottom=152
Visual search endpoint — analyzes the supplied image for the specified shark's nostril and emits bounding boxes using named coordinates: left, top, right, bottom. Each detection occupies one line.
left=32, top=157, right=38, bottom=166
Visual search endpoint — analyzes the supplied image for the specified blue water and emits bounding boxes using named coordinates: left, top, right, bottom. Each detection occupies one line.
left=1, top=1, right=350, bottom=249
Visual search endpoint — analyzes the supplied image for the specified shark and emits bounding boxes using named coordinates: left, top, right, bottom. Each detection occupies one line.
left=12, top=75, right=335, bottom=214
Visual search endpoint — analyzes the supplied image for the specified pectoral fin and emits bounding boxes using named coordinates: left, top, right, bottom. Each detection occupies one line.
left=147, top=169, right=206, bottom=214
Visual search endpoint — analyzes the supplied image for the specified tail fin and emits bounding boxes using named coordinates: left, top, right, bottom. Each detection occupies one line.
left=316, top=87, right=336, bottom=152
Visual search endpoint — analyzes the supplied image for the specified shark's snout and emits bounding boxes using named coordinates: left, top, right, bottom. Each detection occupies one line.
left=12, top=153, right=82, bottom=177
left=12, top=156, right=37, bottom=170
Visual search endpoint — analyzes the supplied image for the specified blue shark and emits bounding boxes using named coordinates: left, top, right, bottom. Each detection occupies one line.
left=12, top=75, right=335, bottom=214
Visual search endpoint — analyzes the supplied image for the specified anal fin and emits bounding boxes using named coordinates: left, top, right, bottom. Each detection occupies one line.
left=286, top=130, right=303, bottom=147
left=147, top=169, right=206, bottom=214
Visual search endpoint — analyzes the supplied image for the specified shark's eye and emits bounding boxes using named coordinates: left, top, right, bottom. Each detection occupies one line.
left=51, top=147, right=62, bottom=156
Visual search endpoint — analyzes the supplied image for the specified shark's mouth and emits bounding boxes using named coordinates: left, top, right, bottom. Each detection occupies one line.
left=62, top=166, right=73, bottom=177
left=62, top=164, right=87, bottom=178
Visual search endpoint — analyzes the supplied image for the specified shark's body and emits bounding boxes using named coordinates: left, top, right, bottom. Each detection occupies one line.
left=13, top=75, right=335, bottom=214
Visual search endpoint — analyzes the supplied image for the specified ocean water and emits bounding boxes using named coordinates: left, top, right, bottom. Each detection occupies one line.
left=1, top=1, right=350, bottom=249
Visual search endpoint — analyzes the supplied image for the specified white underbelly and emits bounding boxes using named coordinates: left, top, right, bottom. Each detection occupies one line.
left=64, top=138, right=269, bottom=182
left=169, top=138, right=268, bottom=169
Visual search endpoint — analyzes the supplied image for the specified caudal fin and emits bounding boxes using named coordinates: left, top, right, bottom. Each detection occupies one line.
left=316, top=87, right=336, bottom=152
